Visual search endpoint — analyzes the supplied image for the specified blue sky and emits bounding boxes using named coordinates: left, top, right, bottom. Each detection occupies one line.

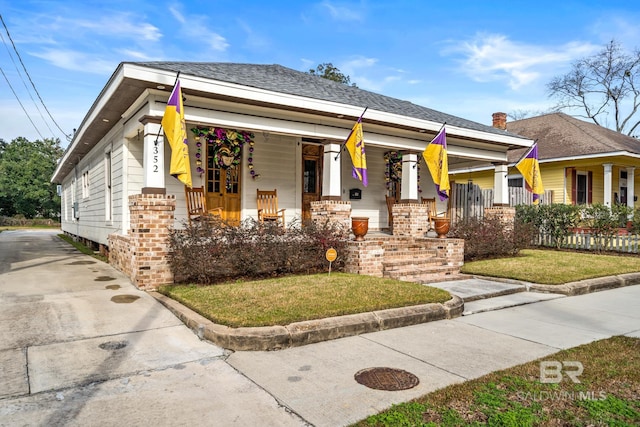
left=1, top=0, right=639, bottom=146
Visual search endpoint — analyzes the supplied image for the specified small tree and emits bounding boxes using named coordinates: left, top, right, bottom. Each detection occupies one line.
left=582, top=203, right=632, bottom=251
left=0, top=137, right=63, bottom=219
left=308, top=63, right=357, bottom=87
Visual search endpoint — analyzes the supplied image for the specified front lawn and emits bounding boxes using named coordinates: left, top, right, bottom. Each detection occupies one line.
left=158, top=273, right=451, bottom=327
left=357, top=336, right=640, bottom=426
left=461, top=249, right=640, bottom=284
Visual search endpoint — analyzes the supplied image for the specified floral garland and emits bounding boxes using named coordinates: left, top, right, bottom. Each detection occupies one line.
left=190, top=127, right=257, bottom=187
left=384, top=151, right=422, bottom=194
left=384, top=151, right=403, bottom=191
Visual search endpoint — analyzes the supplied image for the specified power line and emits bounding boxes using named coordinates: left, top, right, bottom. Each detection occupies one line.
left=0, top=65, right=45, bottom=140
left=0, top=13, right=71, bottom=141
left=0, top=30, right=56, bottom=139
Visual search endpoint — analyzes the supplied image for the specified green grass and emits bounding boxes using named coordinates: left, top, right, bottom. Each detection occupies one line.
left=356, top=336, right=640, bottom=427
left=461, top=249, right=640, bottom=284
left=57, top=234, right=108, bottom=262
left=158, top=273, right=451, bottom=327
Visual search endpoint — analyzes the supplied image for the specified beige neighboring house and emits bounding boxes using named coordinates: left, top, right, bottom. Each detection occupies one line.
left=450, top=112, right=640, bottom=209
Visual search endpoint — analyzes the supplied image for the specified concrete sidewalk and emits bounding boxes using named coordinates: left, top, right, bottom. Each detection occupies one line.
left=1, top=230, right=639, bottom=427
left=228, top=285, right=640, bottom=426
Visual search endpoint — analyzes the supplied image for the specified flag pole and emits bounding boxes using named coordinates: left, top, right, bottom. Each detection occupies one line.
left=155, top=71, right=182, bottom=146
left=414, top=121, right=446, bottom=169
left=334, top=106, right=368, bottom=161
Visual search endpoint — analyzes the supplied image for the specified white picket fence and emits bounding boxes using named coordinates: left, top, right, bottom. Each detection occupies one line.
left=535, top=230, right=640, bottom=254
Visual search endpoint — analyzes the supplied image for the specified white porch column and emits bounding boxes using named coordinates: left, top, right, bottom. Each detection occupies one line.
left=603, top=163, right=613, bottom=207
left=140, top=117, right=165, bottom=193
left=493, top=162, right=509, bottom=205
left=400, top=153, right=419, bottom=203
left=628, top=167, right=635, bottom=209
left=322, top=143, right=342, bottom=200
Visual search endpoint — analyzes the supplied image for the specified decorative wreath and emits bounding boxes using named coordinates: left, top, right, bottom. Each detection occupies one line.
left=191, top=126, right=256, bottom=175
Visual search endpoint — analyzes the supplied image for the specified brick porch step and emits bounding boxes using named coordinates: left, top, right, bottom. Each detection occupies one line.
left=384, top=265, right=462, bottom=283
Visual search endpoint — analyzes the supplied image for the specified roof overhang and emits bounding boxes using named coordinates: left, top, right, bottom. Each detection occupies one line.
left=52, top=63, right=533, bottom=183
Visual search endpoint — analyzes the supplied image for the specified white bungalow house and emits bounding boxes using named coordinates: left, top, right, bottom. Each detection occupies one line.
left=51, top=62, right=532, bottom=289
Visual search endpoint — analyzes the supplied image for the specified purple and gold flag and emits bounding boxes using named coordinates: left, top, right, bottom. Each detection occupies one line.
left=345, top=117, right=368, bottom=186
left=161, top=79, right=192, bottom=188
left=422, top=127, right=450, bottom=201
left=516, top=142, right=544, bottom=204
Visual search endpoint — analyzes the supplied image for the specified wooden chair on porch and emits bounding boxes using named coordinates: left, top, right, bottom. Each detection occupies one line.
left=386, top=195, right=396, bottom=228
left=185, top=186, right=222, bottom=226
left=256, top=189, right=286, bottom=228
left=422, top=197, right=436, bottom=229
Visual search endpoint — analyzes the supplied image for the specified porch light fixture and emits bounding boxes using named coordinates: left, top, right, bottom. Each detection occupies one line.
left=337, top=114, right=344, bottom=118
left=157, top=85, right=165, bottom=90
left=102, top=118, right=109, bottom=123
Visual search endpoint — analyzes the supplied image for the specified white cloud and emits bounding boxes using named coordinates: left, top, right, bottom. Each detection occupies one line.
left=168, top=5, right=229, bottom=52
left=444, top=33, right=598, bottom=90
left=319, top=1, right=364, bottom=22
left=30, top=49, right=116, bottom=74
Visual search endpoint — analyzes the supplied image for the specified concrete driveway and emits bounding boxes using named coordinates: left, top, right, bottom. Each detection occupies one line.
left=0, top=230, right=305, bottom=426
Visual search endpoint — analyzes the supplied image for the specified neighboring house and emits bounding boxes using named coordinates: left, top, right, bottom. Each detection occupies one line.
left=51, top=62, right=531, bottom=250
left=450, top=112, right=640, bottom=210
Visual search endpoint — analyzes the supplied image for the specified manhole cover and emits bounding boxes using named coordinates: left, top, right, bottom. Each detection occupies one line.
left=95, top=276, right=116, bottom=282
left=110, top=295, right=140, bottom=304
left=354, top=367, right=419, bottom=391
left=99, top=340, right=128, bottom=350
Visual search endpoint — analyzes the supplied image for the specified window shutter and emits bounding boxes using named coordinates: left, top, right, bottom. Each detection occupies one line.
left=570, top=169, right=577, bottom=204
left=588, top=171, right=593, bottom=204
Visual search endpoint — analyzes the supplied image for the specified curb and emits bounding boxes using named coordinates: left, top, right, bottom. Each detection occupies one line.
left=150, top=292, right=463, bottom=351
left=469, top=273, right=640, bottom=296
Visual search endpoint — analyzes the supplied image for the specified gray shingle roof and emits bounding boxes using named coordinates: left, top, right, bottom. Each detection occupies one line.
left=130, top=62, right=520, bottom=138
left=506, top=112, right=640, bottom=162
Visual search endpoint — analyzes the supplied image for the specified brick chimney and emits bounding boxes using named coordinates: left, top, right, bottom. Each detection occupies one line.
left=492, top=112, right=507, bottom=130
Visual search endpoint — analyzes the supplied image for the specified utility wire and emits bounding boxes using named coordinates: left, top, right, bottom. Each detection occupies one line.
left=0, top=30, right=56, bottom=139
left=0, top=14, right=71, bottom=141
left=0, top=65, right=45, bottom=140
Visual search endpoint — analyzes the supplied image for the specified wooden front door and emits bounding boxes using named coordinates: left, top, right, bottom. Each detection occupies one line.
left=206, top=145, right=241, bottom=225
left=302, top=144, right=323, bottom=222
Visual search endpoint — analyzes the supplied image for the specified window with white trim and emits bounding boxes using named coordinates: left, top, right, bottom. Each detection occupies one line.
left=105, top=151, right=112, bottom=221
left=576, top=171, right=588, bottom=205
left=507, top=174, right=524, bottom=188
left=81, top=170, right=90, bottom=198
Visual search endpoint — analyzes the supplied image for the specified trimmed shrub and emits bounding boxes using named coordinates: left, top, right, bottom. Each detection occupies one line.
left=516, top=204, right=581, bottom=248
left=168, top=217, right=349, bottom=284
left=450, top=215, right=534, bottom=261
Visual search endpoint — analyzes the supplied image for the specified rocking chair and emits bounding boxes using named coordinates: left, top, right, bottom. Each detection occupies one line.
left=256, top=189, right=286, bottom=228
left=185, top=186, right=222, bottom=226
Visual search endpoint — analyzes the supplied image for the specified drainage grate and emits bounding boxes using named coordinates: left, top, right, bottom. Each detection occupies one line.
left=354, top=367, right=419, bottom=391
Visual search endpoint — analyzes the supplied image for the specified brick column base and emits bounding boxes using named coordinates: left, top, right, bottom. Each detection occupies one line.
left=344, top=240, right=385, bottom=277
left=108, top=194, right=175, bottom=291
left=392, top=203, right=429, bottom=237
left=484, top=206, right=516, bottom=232
left=310, top=200, right=351, bottom=232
